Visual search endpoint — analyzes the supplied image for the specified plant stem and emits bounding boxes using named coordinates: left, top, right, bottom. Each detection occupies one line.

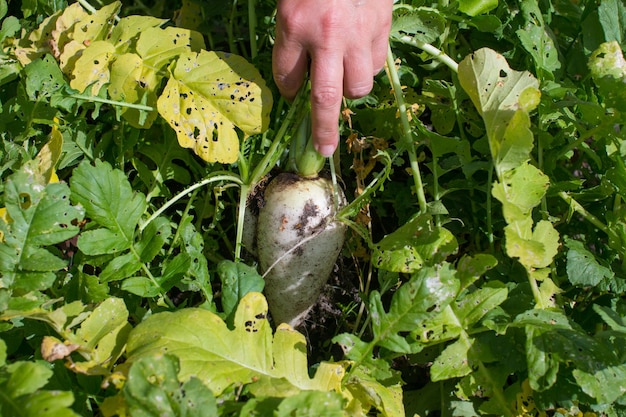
left=234, top=184, right=250, bottom=261
left=70, top=94, right=154, bottom=111
left=386, top=46, right=428, bottom=214
left=141, top=172, right=243, bottom=233
left=557, top=191, right=610, bottom=236
left=248, top=0, right=258, bottom=59
left=395, top=35, right=459, bottom=73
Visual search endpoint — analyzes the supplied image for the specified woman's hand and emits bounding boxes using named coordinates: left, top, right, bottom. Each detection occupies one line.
left=272, top=0, right=394, bottom=156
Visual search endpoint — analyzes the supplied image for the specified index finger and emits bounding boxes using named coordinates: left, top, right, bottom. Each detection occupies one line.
left=309, top=50, right=344, bottom=157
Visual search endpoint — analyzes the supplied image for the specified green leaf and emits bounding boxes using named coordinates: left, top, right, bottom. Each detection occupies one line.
left=70, top=160, right=146, bottom=255
left=593, top=304, right=626, bottom=334
left=390, top=7, right=446, bottom=43
left=344, top=367, right=405, bottom=417
left=588, top=41, right=626, bottom=111
left=123, top=354, right=217, bottom=417
left=69, top=297, right=131, bottom=374
left=431, top=337, right=474, bottom=381
left=565, top=238, right=614, bottom=287
left=157, top=50, right=273, bottom=164
left=23, top=55, right=67, bottom=101
left=370, top=264, right=459, bottom=353
left=504, top=219, right=559, bottom=269
left=126, top=292, right=345, bottom=396
left=275, top=391, right=346, bottom=417
left=458, top=0, right=498, bottom=17
left=516, top=0, right=561, bottom=79
left=0, top=359, right=79, bottom=417
left=0, top=162, right=84, bottom=290
left=373, top=213, right=457, bottom=272
left=217, top=260, right=265, bottom=319
left=3, top=361, right=52, bottom=397
left=458, top=48, right=540, bottom=175
left=491, top=162, right=549, bottom=223
left=597, top=0, right=626, bottom=46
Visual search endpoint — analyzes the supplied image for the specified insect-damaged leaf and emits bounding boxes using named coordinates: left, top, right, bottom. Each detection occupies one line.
left=126, top=292, right=345, bottom=396
left=0, top=162, right=84, bottom=291
left=157, top=50, right=273, bottom=164
left=458, top=48, right=540, bottom=175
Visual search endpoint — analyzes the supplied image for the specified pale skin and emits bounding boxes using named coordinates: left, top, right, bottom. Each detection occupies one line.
left=272, top=0, right=394, bottom=157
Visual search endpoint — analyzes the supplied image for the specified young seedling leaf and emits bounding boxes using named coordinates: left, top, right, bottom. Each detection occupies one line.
left=126, top=292, right=345, bottom=396
left=70, top=160, right=146, bottom=255
left=157, top=50, right=272, bottom=163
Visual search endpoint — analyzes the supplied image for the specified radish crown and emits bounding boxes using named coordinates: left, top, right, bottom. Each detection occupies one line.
left=288, top=110, right=325, bottom=177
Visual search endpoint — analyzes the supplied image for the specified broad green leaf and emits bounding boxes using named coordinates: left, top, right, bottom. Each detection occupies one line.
left=0, top=359, right=80, bottom=417
left=127, top=292, right=345, bottom=396
left=344, top=367, right=405, bottom=417
left=573, top=364, right=626, bottom=404
left=23, top=55, right=66, bottom=101
left=123, top=354, right=217, bottom=417
left=565, top=238, right=614, bottom=287
left=505, top=219, right=559, bottom=269
left=459, top=0, right=498, bottom=17
left=431, top=336, right=473, bottom=381
left=390, top=8, right=446, bottom=43
left=71, top=160, right=146, bottom=255
left=598, top=0, right=626, bottom=47
left=135, top=216, right=171, bottom=263
left=491, top=162, right=549, bottom=223
left=373, top=213, right=457, bottom=272
left=0, top=162, right=84, bottom=290
left=589, top=41, right=626, bottom=111
left=516, top=0, right=561, bottom=79
left=69, top=297, right=131, bottom=374
left=456, top=254, right=498, bottom=291
left=275, top=391, right=346, bottom=417
left=217, top=260, right=265, bottom=319
left=458, top=48, right=540, bottom=174
left=99, top=252, right=142, bottom=283
left=157, top=50, right=272, bottom=164
left=453, top=283, right=508, bottom=328
left=3, top=361, right=52, bottom=397
left=370, top=263, right=459, bottom=353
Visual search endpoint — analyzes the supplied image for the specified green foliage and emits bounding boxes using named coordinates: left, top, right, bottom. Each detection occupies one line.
left=2, top=0, right=626, bottom=416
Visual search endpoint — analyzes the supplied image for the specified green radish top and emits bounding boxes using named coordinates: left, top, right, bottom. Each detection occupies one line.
left=286, top=86, right=326, bottom=178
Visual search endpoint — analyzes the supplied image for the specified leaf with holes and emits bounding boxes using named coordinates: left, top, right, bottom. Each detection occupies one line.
left=126, top=292, right=345, bottom=396
left=458, top=48, right=540, bottom=174
left=0, top=161, right=84, bottom=292
left=157, top=50, right=272, bottom=163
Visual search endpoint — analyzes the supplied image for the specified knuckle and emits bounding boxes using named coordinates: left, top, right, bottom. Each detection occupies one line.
left=311, top=85, right=342, bottom=107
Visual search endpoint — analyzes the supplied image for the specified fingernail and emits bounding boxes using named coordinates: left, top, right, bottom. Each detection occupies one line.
left=316, top=144, right=335, bottom=157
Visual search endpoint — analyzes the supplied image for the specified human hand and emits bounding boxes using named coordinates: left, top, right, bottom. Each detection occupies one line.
left=272, top=0, right=394, bottom=157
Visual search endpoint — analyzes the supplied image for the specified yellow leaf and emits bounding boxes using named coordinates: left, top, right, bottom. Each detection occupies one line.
left=108, top=53, right=159, bottom=128
left=36, top=124, right=63, bottom=184
left=157, top=50, right=272, bottom=164
left=69, top=40, right=116, bottom=94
